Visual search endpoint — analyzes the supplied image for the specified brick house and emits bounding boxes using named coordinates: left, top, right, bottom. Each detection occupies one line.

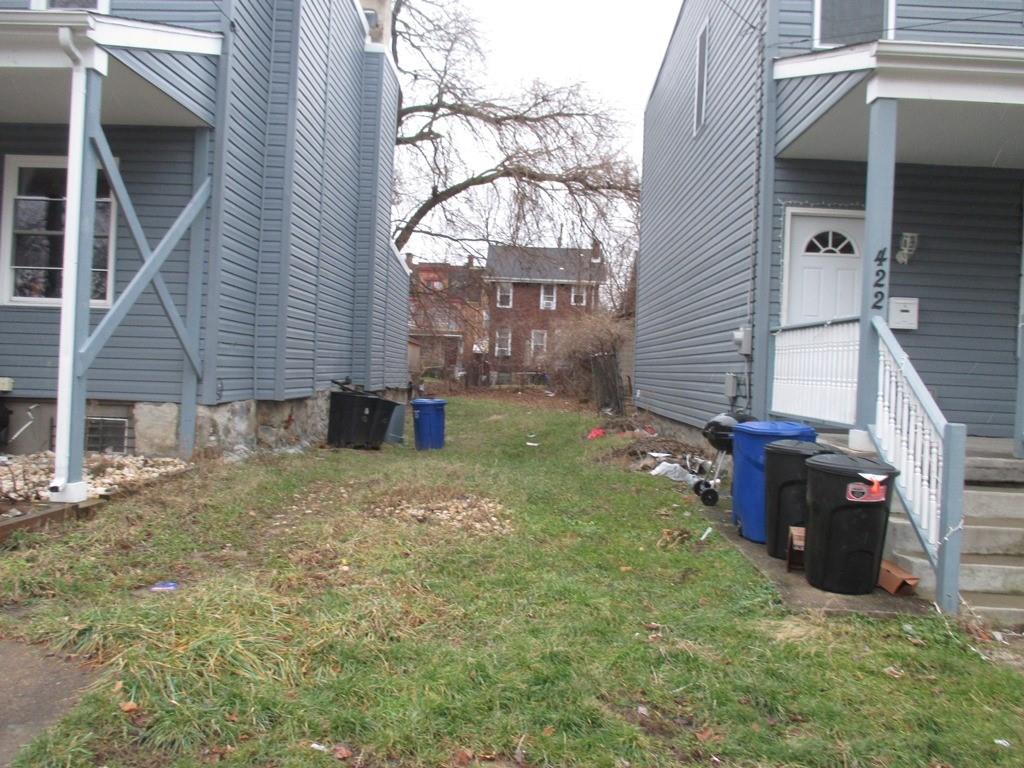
left=408, top=259, right=486, bottom=376
left=484, top=245, right=606, bottom=376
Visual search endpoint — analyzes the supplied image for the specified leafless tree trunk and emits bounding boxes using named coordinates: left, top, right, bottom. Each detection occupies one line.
left=390, top=0, right=640, bottom=277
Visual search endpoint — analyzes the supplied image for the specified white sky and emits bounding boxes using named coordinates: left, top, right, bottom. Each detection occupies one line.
left=467, top=0, right=683, bottom=168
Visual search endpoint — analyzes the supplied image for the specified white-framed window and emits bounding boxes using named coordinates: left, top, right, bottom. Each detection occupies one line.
left=1, top=155, right=116, bottom=308
left=570, top=284, right=586, bottom=306
left=496, top=282, right=513, bottom=308
left=693, top=21, right=709, bottom=134
left=540, top=283, right=556, bottom=310
left=30, top=0, right=111, bottom=12
left=495, top=327, right=512, bottom=357
left=530, top=329, right=547, bottom=357
left=813, top=0, right=888, bottom=49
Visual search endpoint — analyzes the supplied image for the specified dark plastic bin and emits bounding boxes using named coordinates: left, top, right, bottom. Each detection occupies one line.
left=732, top=421, right=817, bottom=543
left=411, top=398, right=446, bottom=450
left=764, top=440, right=836, bottom=559
left=327, top=392, right=398, bottom=449
left=804, top=454, right=899, bottom=595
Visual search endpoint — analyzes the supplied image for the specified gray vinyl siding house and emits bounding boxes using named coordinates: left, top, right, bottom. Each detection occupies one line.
left=637, top=0, right=1024, bottom=615
left=637, top=0, right=1024, bottom=448
left=0, top=0, right=409, bottom=460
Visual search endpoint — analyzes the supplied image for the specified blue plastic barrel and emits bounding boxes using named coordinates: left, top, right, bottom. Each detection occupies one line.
left=732, top=421, right=816, bottom=543
left=411, top=398, right=447, bottom=450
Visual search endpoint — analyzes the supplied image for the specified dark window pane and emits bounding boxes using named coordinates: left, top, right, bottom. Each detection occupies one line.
left=94, top=201, right=111, bottom=233
left=820, top=0, right=885, bottom=46
left=48, top=1, right=100, bottom=9
left=91, top=270, right=108, bottom=300
left=92, top=237, right=109, bottom=268
left=96, top=173, right=110, bottom=199
left=13, top=268, right=61, bottom=298
left=17, top=167, right=65, bottom=197
left=13, top=234, right=63, bottom=268
left=14, top=199, right=66, bottom=231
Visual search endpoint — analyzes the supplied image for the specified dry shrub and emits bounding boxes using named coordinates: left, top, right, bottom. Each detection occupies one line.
left=548, top=312, right=630, bottom=399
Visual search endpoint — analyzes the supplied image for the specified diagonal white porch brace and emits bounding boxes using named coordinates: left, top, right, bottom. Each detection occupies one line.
left=78, top=128, right=206, bottom=374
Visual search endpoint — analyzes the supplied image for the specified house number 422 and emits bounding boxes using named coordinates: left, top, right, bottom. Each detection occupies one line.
left=871, top=248, right=888, bottom=311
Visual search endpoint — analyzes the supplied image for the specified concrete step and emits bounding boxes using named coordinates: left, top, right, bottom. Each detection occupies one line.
left=961, top=592, right=1024, bottom=630
left=963, top=485, right=1024, bottom=519
left=966, top=456, right=1024, bottom=484
left=888, top=514, right=1024, bottom=556
left=891, top=551, right=1024, bottom=596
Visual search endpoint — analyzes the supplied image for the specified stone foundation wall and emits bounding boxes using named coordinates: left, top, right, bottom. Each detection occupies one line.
left=255, top=390, right=330, bottom=450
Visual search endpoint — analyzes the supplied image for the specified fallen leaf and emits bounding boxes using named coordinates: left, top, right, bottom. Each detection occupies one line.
left=542, top=726, right=556, bottom=737
left=451, top=747, right=474, bottom=766
left=112, top=680, right=123, bottom=694
left=332, top=743, right=354, bottom=760
left=619, top=566, right=633, bottom=573
left=636, top=706, right=650, bottom=718
left=225, top=712, right=239, bottom=723
left=884, top=666, right=905, bottom=679
left=119, top=701, right=140, bottom=714
left=695, top=727, right=721, bottom=743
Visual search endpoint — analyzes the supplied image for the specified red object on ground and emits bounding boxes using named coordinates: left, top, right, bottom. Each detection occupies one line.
left=586, top=428, right=606, bottom=440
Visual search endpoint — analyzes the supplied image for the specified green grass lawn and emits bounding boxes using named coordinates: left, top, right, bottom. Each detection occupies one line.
left=2, top=395, right=1022, bottom=767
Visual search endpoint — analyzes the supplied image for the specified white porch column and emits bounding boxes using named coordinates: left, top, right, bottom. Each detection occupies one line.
left=852, top=97, right=898, bottom=449
left=50, top=65, right=103, bottom=502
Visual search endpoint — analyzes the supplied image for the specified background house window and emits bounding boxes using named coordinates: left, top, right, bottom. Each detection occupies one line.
left=530, top=329, right=547, bottom=356
left=540, top=284, right=556, bottom=310
left=1, top=156, right=116, bottom=307
left=495, top=328, right=512, bottom=357
left=815, top=0, right=885, bottom=47
left=694, top=23, right=708, bottom=132
left=496, top=282, right=513, bottom=308
left=571, top=285, right=586, bottom=306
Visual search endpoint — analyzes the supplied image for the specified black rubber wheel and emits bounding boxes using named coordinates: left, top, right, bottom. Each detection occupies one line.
left=692, top=479, right=710, bottom=494
left=700, top=487, right=720, bottom=507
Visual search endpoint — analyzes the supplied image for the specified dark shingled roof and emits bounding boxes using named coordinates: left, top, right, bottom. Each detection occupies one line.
left=484, top=245, right=607, bottom=284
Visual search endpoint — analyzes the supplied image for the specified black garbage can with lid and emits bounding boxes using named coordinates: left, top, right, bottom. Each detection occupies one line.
left=804, top=454, right=899, bottom=594
left=764, top=440, right=836, bottom=559
left=328, top=391, right=399, bottom=449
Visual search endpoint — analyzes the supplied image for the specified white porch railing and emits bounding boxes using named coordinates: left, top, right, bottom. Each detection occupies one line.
left=770, top=317, right=860, bottom=425
left=871, top=316, right=965, bottom=613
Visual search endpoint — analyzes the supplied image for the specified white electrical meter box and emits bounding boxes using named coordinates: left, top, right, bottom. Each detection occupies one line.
left=0, top=377, right=13, bottom=392
left=888, top=297, right=919, bottom=330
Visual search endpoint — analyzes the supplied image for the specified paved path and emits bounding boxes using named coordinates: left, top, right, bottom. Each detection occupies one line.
left=0, top=639, right=97, bottom=767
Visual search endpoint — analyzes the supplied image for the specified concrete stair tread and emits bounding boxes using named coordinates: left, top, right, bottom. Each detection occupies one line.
left=965, top=457, right=1024, bottom=484
left=960, top=591, right=1024, bottom=629
left=961, top=591, right=1024, bottom=608
left=895, top=551, right=1024, bottom=566
left=965, top=516, right=1024, bottom=529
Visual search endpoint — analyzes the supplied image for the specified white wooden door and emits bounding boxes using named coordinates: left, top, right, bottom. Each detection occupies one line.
left=785, top=212, right=864, bottom=325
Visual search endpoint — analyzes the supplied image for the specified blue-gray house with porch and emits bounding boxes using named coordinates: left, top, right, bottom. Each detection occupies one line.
left=636, top=0, right=1024, bottom=623
left=0, top=1, right=410, bottom=500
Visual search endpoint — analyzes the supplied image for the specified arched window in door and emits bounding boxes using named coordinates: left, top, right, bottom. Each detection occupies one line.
left=804, top=230, right=856, bottom=256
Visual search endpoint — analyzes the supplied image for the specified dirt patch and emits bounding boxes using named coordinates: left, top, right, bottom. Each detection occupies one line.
left=0, top=639, right=98, bottom=765
left=367, top=493, right=512, bottom=536
left=758, top=615, right=836, bottom=645
left=613, top=435, right=706, bottom=460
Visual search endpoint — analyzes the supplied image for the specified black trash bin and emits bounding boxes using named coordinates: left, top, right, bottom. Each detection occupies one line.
left=328, top=391, right=399, bottom=449
left=804, top=454, right=899, bottom=594
left=764, top=440, right=836, bottom=559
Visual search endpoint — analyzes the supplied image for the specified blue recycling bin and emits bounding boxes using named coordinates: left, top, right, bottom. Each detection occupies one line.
left=411, top=398, right=447, bottom=450
left=732, top=421, right=816, bottom=543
